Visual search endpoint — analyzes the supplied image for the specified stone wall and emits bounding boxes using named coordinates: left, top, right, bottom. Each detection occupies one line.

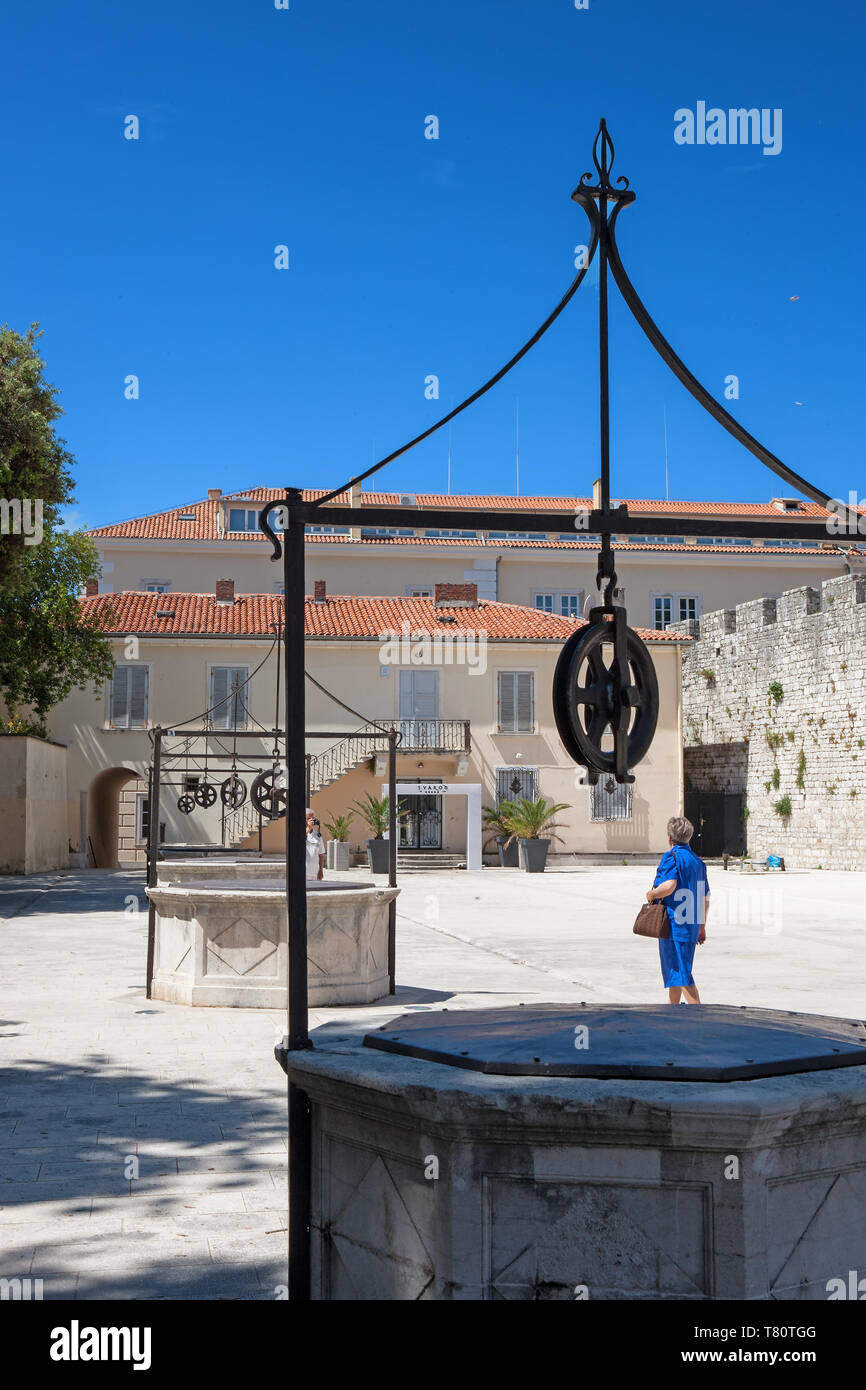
left=670, top=574, right=866, bottom=870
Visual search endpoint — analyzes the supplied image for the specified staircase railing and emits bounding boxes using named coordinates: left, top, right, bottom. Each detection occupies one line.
left=221, top=720, right=472, bottom=839
left=309, top=719, right=470, bottom=793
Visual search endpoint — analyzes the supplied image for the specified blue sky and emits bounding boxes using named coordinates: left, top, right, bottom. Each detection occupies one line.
left=1, top=0, right=864, bottom=528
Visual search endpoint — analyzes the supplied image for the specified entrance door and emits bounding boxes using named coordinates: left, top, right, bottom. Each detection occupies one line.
left=398, top=794, right=443, bottom=850
left=684, top=792, right=746, bottom=857
left=398, top=670, right=439, bottom=749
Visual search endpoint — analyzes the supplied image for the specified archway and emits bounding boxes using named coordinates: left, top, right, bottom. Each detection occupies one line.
left=86, top=766, right=143, bottom=868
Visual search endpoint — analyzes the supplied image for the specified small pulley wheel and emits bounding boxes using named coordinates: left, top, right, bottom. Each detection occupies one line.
left=193, top=781, right=218, bottom=809
left=220, top=774, right=247, bottom=809
left=553, top=617, right=659, bottom=778
left=251, top=769, right=287, bottom=820
left=177, top=794, right=195, bottom=814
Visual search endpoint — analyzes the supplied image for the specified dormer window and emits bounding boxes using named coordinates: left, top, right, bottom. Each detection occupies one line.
left=771, top=497, right=802, bottom=513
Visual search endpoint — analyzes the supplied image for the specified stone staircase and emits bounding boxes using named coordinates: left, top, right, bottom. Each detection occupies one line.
left=396, top=852, right=466, bottom=871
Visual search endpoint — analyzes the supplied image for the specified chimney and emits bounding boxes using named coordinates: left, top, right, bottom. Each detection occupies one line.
left=313, top=579, right=327, bottom=604
left=434, top=582, right=478, bottom=608
left=208, top=488, right=222, bottom=501
left=85, top=578, right=98, bottom=597
left=350, top=482, right=362, bottom=508
left=215, top=578, right=235, bottom=603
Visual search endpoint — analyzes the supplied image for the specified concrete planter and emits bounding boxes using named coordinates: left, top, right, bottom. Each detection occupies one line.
left=496, top=836, right=520, bottom=868
left=147, top=878, right=398, bottom=1007
left=326, top=840, right=351, bottom=871
left=366, top=838, right=390, bottom=874
left=518, top=837, right=549, bottom=872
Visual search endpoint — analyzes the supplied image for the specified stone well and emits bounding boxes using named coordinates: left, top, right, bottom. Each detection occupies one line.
left=278, top=1004, right=866, bottom=1300
left=147, top=878, right=398, bottom=1008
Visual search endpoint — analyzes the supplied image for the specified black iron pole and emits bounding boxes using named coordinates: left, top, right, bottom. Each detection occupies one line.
left=283, top=487, right=312, bottom=1304
left=145, top=727, right=162, bottom=999
left=388, top=728, right=397, bottom=994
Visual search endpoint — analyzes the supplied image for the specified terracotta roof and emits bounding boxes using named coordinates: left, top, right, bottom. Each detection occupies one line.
left=85, top=486, right=834, bottom=543
left=79, top=592, right=685, bottom=643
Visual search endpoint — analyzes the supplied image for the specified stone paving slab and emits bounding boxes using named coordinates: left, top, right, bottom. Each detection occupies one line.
left=2, top=864, right=865, bottom=1300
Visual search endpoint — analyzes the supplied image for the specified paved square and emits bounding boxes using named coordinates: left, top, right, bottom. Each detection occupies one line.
left=1, top=863, right=863, bottom=1298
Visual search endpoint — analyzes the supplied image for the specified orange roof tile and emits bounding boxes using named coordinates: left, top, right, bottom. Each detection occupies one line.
left=79, top=592, right=686, bottom=643
left=85, top=486, right=834, bottom=543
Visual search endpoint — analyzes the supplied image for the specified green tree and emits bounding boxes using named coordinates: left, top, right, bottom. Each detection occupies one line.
left=0, top=324, right=113, bottom=729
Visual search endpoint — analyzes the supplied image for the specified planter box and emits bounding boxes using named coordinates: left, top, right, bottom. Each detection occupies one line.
left=366, top=838, right=390, bottom=874
left=518, top=837, right=550, bottom=873
left=496, top=836, right=520, bottom=868
left=327, top=840, right=351, bottom=871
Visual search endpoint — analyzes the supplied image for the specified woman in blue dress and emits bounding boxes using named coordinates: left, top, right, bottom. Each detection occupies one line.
left=645, top=816, right=710, bottom=1004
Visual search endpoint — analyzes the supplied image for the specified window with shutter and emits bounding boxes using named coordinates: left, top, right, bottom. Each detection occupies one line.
left=109, top=665, right=129, bottom=727
left=210, top=667, right=248, bottom=729
left=129, top=667, right=148, bottom=729
left=498, top=672, right=534, bottom=733
left=108, top=665, right=149, bottom=729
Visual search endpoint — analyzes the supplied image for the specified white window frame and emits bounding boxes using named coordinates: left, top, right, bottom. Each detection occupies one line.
left=106, top=664, right=150, bottom=730
left=207, top=664, right=250, bottom=731
left=533, top=591, right=583, bottom=618
left=651, top=591, right=701, bottom=630
left=135, top=792, right=148, bottom=845
left=496, top=670, right=535, bottom=734
left=405, top=584, right=434, bottom=598
left=142, top=580, right=170, bottom=593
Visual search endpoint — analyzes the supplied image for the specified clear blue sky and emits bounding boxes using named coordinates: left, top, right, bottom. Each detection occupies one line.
left=2, top=0, right=864, bottom=528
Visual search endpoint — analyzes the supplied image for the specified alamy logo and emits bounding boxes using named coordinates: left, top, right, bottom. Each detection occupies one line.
left=0, top=1276, right=43, bottom=1300
left=826, top=493, right=866, bottom=537
left=674, top=103, right=782, bottom=156
left=826, top=1270, right=866, bottom=1299
left=0, top=497, right=43, bottom=545
left=378, top=621, right=487, bottom=675
left=50, top=1320, right=151, bottom=1370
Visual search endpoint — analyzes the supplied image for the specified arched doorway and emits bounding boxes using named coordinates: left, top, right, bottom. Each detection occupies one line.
left=86, top=766, right=144, bottom=868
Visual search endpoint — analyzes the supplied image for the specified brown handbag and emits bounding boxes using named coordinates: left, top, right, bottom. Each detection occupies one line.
left=633, top=900, right=670, bottom=939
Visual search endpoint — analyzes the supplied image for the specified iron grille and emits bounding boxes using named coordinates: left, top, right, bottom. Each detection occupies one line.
left=590, top=778, right=633, bottom=821
left=496, top=767, right=538, bottom=804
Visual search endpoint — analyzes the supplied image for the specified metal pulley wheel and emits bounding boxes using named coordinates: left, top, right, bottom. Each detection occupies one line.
left=553, top=614, right=659, bottom=780
left=177, top=793, right=195, bottom=814
left=220, top=774, right=247, bottom=809
left=193, top=781, right=218, bottom=809
left=250, top=768, right=287, bottom=820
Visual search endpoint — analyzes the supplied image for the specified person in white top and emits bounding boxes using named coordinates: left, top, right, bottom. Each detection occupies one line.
left=305, top=809, right=325, bottom=881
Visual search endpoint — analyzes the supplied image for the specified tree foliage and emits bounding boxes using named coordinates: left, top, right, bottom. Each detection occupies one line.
left=0, top=324, right=113, bottom=728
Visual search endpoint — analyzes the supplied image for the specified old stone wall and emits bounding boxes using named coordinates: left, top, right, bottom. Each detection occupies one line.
left=670, top=574, right=866, bottom=870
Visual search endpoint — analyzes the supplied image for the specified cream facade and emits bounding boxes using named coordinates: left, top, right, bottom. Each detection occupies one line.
left=46, top=624, right=686, bottom=869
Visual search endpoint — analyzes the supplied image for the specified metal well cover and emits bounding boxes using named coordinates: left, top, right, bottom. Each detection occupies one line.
left=363, top=1004, right=866, bottom=1081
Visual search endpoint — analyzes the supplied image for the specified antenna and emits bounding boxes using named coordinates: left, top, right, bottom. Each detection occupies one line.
left=447, top=411, right=452, bottom=494
left=515, top=398, right=520, bottom=497
left=663, top=405, right=670, bottom=502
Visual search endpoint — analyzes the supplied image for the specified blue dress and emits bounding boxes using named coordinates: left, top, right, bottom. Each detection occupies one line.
left=655, top=844, right=710, bottom=988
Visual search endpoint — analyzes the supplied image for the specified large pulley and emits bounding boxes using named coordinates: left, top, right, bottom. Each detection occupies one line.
left=553, top=607, right=658, bottom=783
left=220, top=773, right=247, bottom=809
left=250, top=767, right=287, bottom=820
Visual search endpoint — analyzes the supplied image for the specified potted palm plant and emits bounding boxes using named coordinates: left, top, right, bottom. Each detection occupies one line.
left=351, top=793, right=394, bottom=874
left=323, top=813, right=353, bottom=871
left=483, top=802, right=520, bottom=867
left=504, top=796, right=571, bottom=873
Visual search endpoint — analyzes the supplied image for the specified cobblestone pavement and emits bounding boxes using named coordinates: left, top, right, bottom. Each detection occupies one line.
left=1, top=863, right=863, bottom=1299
